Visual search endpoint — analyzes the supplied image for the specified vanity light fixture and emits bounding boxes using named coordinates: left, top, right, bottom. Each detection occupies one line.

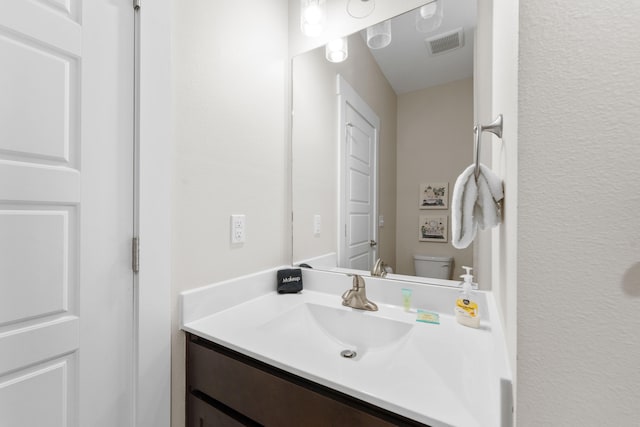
left=366, top=20, right=392, bottom=49
left=325, top=37, right=348, bottom=63
left=300, top=0, right=327, bottom=37
left=346, top=0, right=375, bottom=18
left=416, top=0, right=444, bottom=33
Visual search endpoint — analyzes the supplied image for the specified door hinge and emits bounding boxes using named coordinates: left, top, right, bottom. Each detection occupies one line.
left=132, top=237, right=140, bottom=274
left=133, top=0, right=141, bottom=10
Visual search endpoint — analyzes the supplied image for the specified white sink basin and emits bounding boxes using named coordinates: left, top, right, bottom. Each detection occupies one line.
left=259, top=302, right=413, bottom=356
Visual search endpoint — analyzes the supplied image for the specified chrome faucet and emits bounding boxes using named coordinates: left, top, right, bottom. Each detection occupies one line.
left=342, top=275, right=378, bottom=311
left=371, top=258, right=388, bottom=277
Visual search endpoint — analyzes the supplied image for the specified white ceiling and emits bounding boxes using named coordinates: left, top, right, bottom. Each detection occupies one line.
left=363, top=0, right=477, bottom=95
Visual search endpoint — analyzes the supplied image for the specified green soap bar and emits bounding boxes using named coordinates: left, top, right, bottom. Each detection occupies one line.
left=416, top=309, right=440, bottom=324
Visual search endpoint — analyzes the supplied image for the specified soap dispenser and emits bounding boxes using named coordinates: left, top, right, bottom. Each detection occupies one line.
left=455, top=266, right=480, bottom=328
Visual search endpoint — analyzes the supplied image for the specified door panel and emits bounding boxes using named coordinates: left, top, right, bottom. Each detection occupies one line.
left=0, top=32, right=78, bottom=161
left=0, top=210, right=72, bottom=324
left=0, top=358, right=72, bottom=427
left=348, top=124, right=371, bottom=165
left=348, top=213, right=371, bottom=270
left=349, top=169, right=370, bottom=202
left=349, top=214, right=370, bottom=245
left=0, top=317, right=78, bottom=376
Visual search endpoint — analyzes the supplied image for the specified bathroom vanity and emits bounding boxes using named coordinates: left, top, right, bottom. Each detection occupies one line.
left=181, top=268, right=512, bottom=427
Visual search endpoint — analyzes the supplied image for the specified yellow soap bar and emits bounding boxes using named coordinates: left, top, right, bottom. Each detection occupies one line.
left=416, top=310, right=440, bottom=324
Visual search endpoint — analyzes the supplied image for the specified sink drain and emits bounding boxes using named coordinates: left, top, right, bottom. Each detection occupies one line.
left=340, top=349, right=357, bottom=359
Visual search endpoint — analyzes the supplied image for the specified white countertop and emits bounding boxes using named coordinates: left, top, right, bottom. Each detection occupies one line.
left=181, top=267, right=512, bottom=427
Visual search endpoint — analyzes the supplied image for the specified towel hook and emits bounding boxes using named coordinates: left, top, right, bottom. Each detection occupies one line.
left=474, top=114, right=503, bottom=179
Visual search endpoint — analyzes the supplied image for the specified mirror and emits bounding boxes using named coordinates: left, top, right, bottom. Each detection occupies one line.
left=292, top=1, right=478, bottom=283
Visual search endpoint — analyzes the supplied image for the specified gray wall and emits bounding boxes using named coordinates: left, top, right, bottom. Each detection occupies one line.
left=170, top=1, right=289, bottom=425
left=518, top=1, right=640, bottom=424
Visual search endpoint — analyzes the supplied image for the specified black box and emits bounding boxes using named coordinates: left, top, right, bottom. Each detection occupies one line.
left=277, top=268, right=303, bottom=294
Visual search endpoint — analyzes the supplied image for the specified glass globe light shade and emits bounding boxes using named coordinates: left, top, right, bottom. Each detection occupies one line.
left=301, top=0, right=326, bottom=37
left=366, top=20, right=392, bottom=49
left=325, top=37, right=349, bottom=63
left=416, top=0, right=444, bottom=33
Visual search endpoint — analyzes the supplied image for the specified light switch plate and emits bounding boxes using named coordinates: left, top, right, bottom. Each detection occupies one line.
left=313, top=214, right=321, bottom=235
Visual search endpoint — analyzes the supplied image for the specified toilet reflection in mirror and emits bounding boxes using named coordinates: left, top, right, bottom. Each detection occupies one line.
left=414, top=255, right=453, bottom=279
left=292, top=1, right=477, bottom=282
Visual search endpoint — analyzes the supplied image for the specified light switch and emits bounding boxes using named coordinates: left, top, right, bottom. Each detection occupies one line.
left=313, top=214, right=321, bottom=235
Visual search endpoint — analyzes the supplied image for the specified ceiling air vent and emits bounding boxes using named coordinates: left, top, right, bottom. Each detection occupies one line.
left=425, top=28, right=465, bottom=56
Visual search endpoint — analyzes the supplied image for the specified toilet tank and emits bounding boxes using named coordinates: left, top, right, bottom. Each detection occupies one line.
left=413, top=255, right=453, bottom=279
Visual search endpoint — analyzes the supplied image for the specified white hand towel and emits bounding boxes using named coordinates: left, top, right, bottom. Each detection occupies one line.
left=451, top=163, right=504, bottom=249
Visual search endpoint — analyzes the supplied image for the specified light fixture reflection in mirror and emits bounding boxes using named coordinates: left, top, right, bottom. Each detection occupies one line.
left=301, top=0, right=327, bottom=37
left=346, top=0, right=375, bottom=19
left=416, top=0, right=444, bottom=33
left=325, top=37, right=349, bottom=63
left=366, top=20, right=392, bottom=49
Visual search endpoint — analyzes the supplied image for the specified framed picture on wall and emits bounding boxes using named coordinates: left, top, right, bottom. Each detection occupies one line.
left=419, top=215, right=448, bottom=242
left=419, top=182, right=448, bottom=209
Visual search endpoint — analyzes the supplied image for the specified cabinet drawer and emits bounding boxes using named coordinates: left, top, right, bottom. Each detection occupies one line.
left=187, top=393, right=245, bottom=427
left=186, top=335, right=421, bottom=427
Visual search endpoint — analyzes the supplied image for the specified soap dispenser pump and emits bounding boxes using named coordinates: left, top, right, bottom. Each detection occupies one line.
left=455, top=266, right=480, bottom=328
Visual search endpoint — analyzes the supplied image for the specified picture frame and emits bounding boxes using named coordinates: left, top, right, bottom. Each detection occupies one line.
left=419, top=182, right=448, bottom=209
left=419, top=215, right=448, bottom=242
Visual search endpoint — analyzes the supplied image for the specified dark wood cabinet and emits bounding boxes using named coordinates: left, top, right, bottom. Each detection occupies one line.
left=186, top=333, right=427, bottom=427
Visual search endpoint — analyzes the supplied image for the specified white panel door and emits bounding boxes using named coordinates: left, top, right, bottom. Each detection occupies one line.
left=344, top=107, right=376, bottom=270
left=0, top=1, right=134, bottom=426
left=338, top=76, right=379, bottom=272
